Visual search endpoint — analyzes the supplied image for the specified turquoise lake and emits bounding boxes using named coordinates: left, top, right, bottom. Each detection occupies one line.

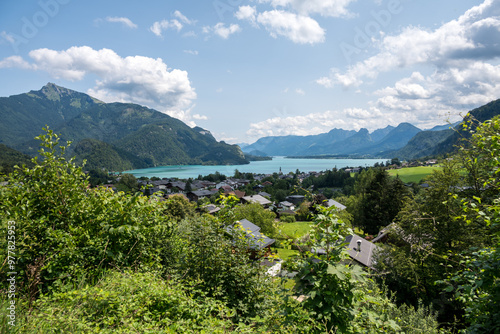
left=124, top=157, right=388, bottom=179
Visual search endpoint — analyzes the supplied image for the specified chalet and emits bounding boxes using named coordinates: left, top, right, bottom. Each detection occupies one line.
left=187, top=190, right=213, bottom=202
left=191, top=180, right=216, bottom=190
left=258, top=191, right=272, bottom=199
left=225, top=189, right=245, bottom=199
left=278, top=201, right=295, bottom=211
left=344, top=234, right=378, bottom=268
left=152, top=180, right=170, bottom=187
left=231, top=178, right=251, bottom=187
left=220, top=185, right=233, bottom=192
left=242, top=194, right=272, bottom=208
left=167, top=181, right=186, bottom=192
left=262, top=181, right=273, bottom=187
left=201, top=204, right=221, bottom=215
left=227, top=219, right=275, bottom=251
left=314, top=234, right=378, bottom=268
left=326, top=199, right=346, bottom=211
left=216, top=182, right=231, bottom=190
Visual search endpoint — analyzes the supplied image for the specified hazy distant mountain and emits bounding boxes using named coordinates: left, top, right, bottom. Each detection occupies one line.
left=243, top=128, right=357, bottom=156
left=358, top=123, right=422, bottom=154
left=0, top=83, right=248, bottom=170
left=370, top=125, right=395, bottom=142
left=243, top=123, right=421, bottom=157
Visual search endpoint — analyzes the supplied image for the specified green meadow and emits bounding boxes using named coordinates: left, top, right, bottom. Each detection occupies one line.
left=387, top=166, right=442, bottom=183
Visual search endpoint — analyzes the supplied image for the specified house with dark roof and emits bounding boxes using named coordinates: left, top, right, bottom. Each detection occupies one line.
left=227, top=219, right=275, bottom=252
left=187, top=190, right=214, bottom=202
left=200, top=204, right=221, bottom=215
left=258, top=191, right=272, bottom=199
left=326, top=199, right=346, bottom=211
left=313, top=233, right=378, bottom=268
left=278, top=201, right=295, bottom=211
left=167, top=181, right=186, bottom=192
left=344, top=234, right=377, bottom=268
left=286, top=195, right=306, bottom=205
left=224, top=189, right=246, bottom=199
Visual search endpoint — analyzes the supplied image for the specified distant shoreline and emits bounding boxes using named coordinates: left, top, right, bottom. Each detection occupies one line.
left=286, top=155, right=390, bottom=160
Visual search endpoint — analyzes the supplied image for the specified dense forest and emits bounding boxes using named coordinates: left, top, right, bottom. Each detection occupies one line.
left=0, top=117, right=499, bottom=333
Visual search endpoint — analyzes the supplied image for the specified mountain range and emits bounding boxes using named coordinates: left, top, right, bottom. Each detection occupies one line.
left=1, top=83, right=499, bottom=171
left=242, top=122, right=437, bottom=158
left=0, top=83, right=248, bottom=171
left=241, top=100, right=500, bottom=160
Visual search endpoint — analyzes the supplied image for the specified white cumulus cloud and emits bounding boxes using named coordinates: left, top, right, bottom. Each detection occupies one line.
left=203, top=23, right=241, bottom=39
left=105, top=17, right=138, bottom=29
left=150, top=19, right=183, bottom=37
left=150, top=11, right=195, bottom=37
left=254, top=10, right=325, bottom=44
left=320, top=0, right=500, bottom=88
left=0, top=46, right=199, bottom=123
left=259, top=0, right=357, bottom=18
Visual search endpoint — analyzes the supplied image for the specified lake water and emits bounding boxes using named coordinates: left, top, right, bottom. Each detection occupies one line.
left=124, top=157, right=387, bottom=179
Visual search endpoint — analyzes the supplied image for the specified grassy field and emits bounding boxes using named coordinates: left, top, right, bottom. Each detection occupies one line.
left=387, top=166, right=442, bottom=183
left=275, top=248, right=300, bottom=261
left=278, top=221, right=312, bottom=239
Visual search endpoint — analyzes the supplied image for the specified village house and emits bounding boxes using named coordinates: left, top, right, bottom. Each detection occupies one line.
left=187, top=189, right=214, bottom=202
left=285, top=195, right=306, bottom=206
left=258, top=191, right=272, bottom=199
left=314, top=234, right=378, bottom=268
left=241, top=194, right=272, bottom=208
left=278, top=201, right=295, bottom=211
left=227, top=219, right=275, bottom=254
left=326, top=199, right=346, bottom=211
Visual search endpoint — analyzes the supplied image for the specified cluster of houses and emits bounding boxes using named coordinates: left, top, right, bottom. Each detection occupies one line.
left=107, top=171, right=389, bottom=275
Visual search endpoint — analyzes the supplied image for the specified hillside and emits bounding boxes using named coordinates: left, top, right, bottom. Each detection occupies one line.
left=0, top=83, right=103, bottom=147
left=72, top=139, right=150, bottom=172
left=0, top=83, right=248, bottom=170
left=0, top=143, right=34, bottom=174
left=393, top=99, right=500, bottom=159
left=389, top=129, right=455, bottom=160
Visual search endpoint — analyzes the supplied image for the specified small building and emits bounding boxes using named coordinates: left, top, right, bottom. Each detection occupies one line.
left=200, top=204, right=221, bottom=215
left=242, top=194, right=272, bottom=208
left=258, top=191, right=272, bottom=199
left=167, top=181, right=186, bottom=192
left=344, top=234, right=378, bottom=268
left=227, top=219, right=275, bottom=253
left=313, top=234, right=378, bottom=268
left=187, top=190, right=213, bottom=202
left=326, top=199, right=346, bottom=211
left=285, top=195, right=306, bottom=206
left=278, top=201, right=295, bottom=211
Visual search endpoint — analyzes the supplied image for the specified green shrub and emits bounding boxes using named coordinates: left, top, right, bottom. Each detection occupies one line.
left=3, top=271, right=243, bottom=333
left=280, top=214, right=296, bottom=223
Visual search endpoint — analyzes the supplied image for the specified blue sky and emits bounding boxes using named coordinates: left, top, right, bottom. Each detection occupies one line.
left=0, top=0, right=498, bottom=144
